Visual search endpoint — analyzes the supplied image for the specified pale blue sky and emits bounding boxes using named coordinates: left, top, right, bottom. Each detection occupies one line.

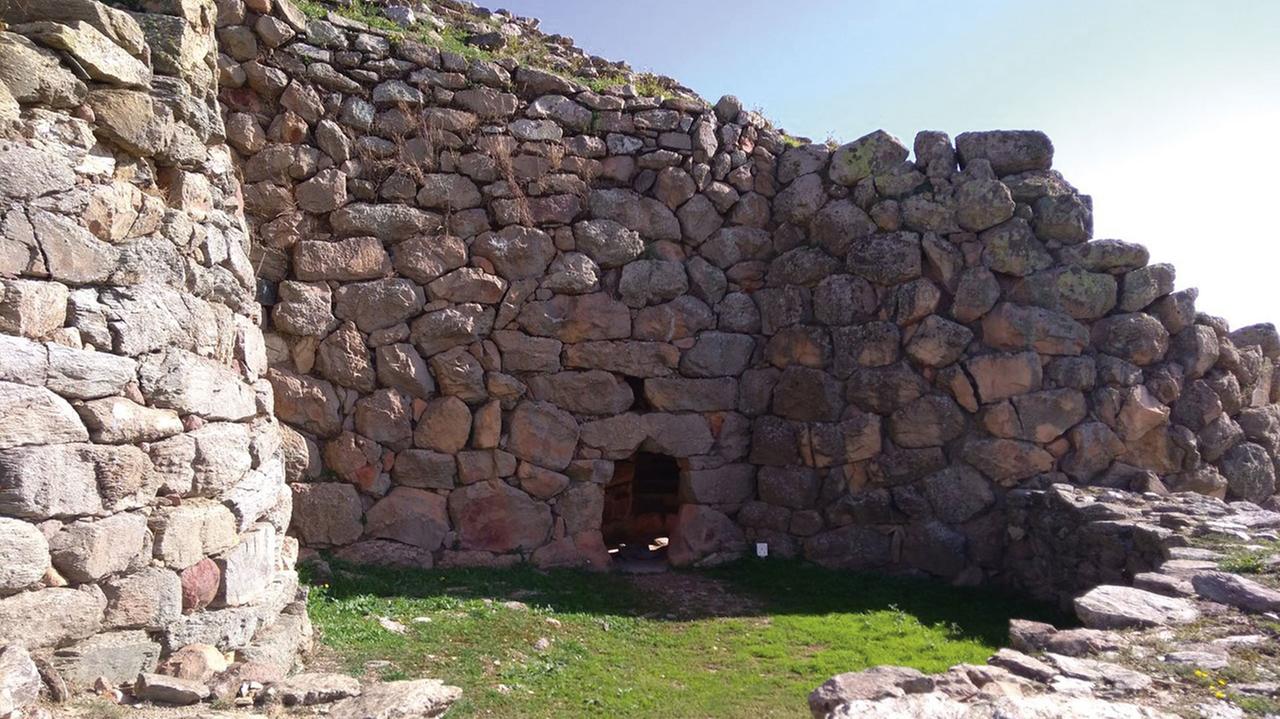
left=499, top=0, right=1280, bottom=327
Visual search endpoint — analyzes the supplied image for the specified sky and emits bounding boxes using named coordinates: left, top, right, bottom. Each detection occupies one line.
left=496, top=0, right=1280, bottom=328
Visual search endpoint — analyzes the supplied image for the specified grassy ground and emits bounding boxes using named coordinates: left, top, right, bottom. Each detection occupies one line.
left=304, top=559, right=1064, bottom=718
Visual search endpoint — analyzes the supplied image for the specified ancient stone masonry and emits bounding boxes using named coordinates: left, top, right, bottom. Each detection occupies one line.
left=0, top=0, right=306, bottom=703
left=1, top=0, right=1280, bottom=715
left=189, top=0, right=1280, bottom=578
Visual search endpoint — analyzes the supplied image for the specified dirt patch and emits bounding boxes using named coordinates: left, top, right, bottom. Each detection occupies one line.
left=626, top=571, right=765, bottom=620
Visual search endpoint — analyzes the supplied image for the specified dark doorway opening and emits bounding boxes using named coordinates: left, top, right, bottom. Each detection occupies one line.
left=603, top=452, right=680, bottom=564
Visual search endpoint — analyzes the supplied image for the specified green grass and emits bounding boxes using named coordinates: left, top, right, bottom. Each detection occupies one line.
left=293, top=0, right=328, bottom=20
left=578, top=73, right=630, bottom=94
left=1233, top=694, right=1280, bottom=716
left=425, top=26, right=496, bottom=63
left=305, top=559, right=1065, bottom=719
left=1218, top=541, right=1279, bottom=574
left=285, top=0, right=683, bottom=104
left=633, top=73, right=669, bottom=99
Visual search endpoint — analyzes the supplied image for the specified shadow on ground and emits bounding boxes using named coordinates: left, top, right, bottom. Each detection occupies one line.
left=306, top=557, right=1070, bottom=647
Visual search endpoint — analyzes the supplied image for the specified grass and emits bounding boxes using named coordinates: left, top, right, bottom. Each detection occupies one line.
left=305, top=559, right=1065, bottom=719
left=579, top=73, right=630, bottom=94
left=288, top=0, right=681, bottom=103
left=632, top=73, right=669, bottom=99
left=1217, top=541, right=1280, bottom=574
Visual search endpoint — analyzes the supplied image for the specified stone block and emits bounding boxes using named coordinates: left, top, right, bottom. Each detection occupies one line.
left=216, top=524, right=277, bottom=607
left=0, top=587, right=105, bottom=649
left=49, top=511, right=148, bottom=583
left=102, top=567, right=182, bottom=630
left=0, top=518, right=48, bottom=596
left=290, top=483, right=364, bottom=547
left=51, top=630, right=160, bottom=690
left=0, top=381, right=87, bottom=449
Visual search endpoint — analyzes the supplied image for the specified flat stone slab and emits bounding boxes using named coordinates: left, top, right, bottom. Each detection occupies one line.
left=134, top=671, right=211, bottom=706
left=271, top=671, right=361, bottom=706
left=1074, top=585, right=1200, bottom=629
left=1192, top=571, right=1280, bottom=613
left=329, top=678, right=461, bottom=719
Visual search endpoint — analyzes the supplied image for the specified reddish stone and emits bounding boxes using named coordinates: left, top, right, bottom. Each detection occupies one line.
left=448, top=480, right=552, bottom=553
left=180, top=558, right=220, bottom=614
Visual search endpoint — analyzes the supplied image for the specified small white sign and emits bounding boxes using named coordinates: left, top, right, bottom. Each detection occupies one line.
left=756, top=542, right=769, bottom=558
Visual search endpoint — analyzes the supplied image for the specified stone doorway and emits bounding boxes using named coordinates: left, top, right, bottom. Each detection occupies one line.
left=602, top=452, right=681, bottom=564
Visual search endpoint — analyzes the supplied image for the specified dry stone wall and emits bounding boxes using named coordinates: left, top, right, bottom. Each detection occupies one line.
left=0, top=0, right=306, bottom=694
left=207, top=0, right=1280, bottom=580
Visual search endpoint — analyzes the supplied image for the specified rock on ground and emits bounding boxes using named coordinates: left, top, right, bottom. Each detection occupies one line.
left=328, top=678, right=461, bottom=719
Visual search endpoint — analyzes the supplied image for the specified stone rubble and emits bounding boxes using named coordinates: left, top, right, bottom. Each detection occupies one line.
left=814, top=485, right=1280, bottom=718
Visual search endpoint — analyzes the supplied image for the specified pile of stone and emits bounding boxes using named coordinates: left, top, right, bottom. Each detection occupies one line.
left=813, top=485, right=1280, bottom=718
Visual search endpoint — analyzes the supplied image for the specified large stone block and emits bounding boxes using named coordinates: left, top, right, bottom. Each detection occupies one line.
left=49, top=511, right=149, bottom=583
left=0, top=33, right=87, bottom=110
left=681, top=465, right=756, bottom=505
left=955, top=130, right=1054, bottom=175
left=138, top=349, right=257, bottom=421
left=19, top=19, right=151, bottom=88
left=149, top=501, right=238, bottom=570
left=507, top=401, right=579, bottom=471
left=0, top=645, right=39, bottom=718
left=668, top=504, right=746, bottom=567
left=366, top=487, right=450, bottom=550
left=527, top=371, right=634, bottom=416
left=518, top=293, right=631, bottom=342
left=267, top=368, right=342, bottom=438
left=290, top=483, right=364, bottom=547
left=0, top=279, right=68, bottom=338
left=392, top=450, right=457, bottom=490
left=334, top=279, right=425, bottom=333
left=0, top=381, right=87, bottom=449
left=644, top=378, right=737, bottom=412
left=76, top=396, right=183, bottom=444
left=51, top=630, right=161, bottom=691
left=982, top=303, right=1088, bottom=355
left=965, top=352, right=1042, bottom=404
left=0, top=517, right=48, bottom=595
left=216, top=524, right=277, bottom=607
left=102, top=567, right=182, bottom=630
left=0, top=586, right=105, bottom=649
left=45, top=343, right=137, bottom=400
left=448, top=480, right=551, bottom=553
left=0, top=444, right=104, bottom=519
left=293, top=238, right=392, bottom=281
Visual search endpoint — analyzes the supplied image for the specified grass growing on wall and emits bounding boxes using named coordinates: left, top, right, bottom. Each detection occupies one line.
left=304, top=559, right=1066, bottom=718
left=285, top=0, right=677, bottom=102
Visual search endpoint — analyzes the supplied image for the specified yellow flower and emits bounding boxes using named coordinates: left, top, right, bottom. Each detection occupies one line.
left=1218, top=679, right=1227, bottom=686
left=1194, top=670, right=1206, bottom=678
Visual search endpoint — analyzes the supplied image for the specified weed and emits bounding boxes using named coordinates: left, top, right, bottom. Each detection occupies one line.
left=293, top=0, right=328, bottom=20
left=487, top=141, right=532, bottom=226
left=580, top=73, right=630, bottom=94
left=633, top=73, right=669, bottom=99
left=1218, top=542, right=1279, bottom=574
left=1233, top=694, right=1280, bottom=717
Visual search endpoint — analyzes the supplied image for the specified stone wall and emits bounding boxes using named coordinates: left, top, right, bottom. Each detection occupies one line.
left=0, top=0, right=305, bottom=692
left=206, top=0, right=1280, bottom=578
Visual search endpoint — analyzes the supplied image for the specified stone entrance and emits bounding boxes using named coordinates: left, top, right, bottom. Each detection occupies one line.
left=603, top=453, right=682, bottom=561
